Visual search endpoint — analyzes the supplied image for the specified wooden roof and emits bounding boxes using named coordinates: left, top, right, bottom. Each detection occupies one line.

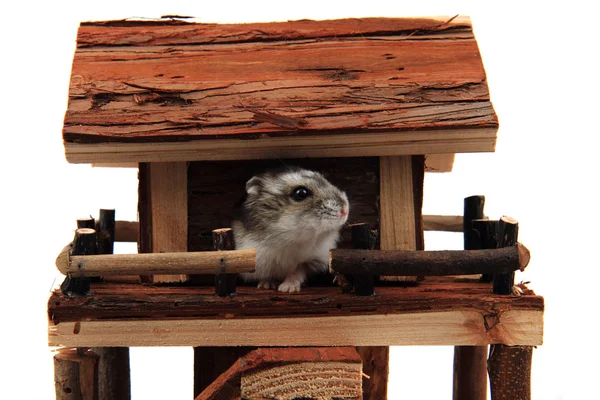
left=63, top=16, right=498, bottom=164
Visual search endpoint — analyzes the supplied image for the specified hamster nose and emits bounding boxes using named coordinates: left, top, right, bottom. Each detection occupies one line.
left=340, top=209, right=348, bottom=217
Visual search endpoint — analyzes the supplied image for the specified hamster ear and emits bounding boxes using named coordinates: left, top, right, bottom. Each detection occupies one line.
left=245, top=176, right=263, bottom=195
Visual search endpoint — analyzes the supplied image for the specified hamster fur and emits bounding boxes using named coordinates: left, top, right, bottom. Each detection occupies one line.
left=232, top=167, right=349, bottom=293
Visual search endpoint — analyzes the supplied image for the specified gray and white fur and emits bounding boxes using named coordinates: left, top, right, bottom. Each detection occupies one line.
left=232, top=167, right=349, bottom=293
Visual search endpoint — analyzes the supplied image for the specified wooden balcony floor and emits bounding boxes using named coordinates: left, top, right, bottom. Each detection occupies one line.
left=48, top=277, right=543, bottom=347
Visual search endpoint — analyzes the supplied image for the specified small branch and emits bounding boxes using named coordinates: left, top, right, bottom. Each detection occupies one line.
left=330, top=245, right=529, bottom=276
left=56, top=249, right=256, bottom=277
left=494, top=216, right=519, bottom=295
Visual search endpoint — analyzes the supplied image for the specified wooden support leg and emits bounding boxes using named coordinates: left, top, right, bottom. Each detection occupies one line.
left=487, top=345, right=533, bottom=400
left=54, top=348, right=99, bottom=400
left=453, top=346, right=489, bottom=400
left=90, top=210, right=131, bottom=400
left=138, top=162, right=188, bottom=283
left=88, top=347, right=130, bottom=400
left=453, top=195, right=488, bottom=400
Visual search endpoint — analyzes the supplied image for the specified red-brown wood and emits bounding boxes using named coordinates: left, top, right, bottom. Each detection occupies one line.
left=64, top=17, right=496, bottom=146
left=48, top=278, right=543, bottom=324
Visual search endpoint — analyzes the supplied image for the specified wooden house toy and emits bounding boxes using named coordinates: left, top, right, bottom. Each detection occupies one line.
left=49, top=16, right=544, bottom=400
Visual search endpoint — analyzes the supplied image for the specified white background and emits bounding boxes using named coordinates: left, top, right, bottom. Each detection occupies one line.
left=1, top=1, right=598, bottom=399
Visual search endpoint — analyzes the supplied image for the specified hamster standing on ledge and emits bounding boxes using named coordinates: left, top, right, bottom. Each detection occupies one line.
left=232, top=167, right=349, bottom=293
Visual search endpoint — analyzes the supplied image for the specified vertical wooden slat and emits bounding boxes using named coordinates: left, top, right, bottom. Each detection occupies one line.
left=143, top=162, right=189, bottom=283
left=379, top=156, right=418, bottom=254
left=358, top=156, right=423, bottom=400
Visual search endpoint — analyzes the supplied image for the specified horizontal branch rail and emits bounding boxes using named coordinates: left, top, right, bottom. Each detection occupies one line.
left=56, top=247, right=256, bottom=277
left=329, top=244, right=530, bottom=276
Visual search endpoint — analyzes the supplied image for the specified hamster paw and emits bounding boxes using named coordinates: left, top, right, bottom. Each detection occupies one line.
left=257, top=280, right=278, bottom=290
left=278, top=280, right=302, bottom=293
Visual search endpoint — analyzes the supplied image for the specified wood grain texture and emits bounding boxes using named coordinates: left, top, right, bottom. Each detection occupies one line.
left=48, top=309, right=543, bottom=348
left=196, top=347, right=361, bottom=400
left=63, top=17, right=497, bottom=163
left=379, top=156, right=418, bottom=284
left=48, top=279, right=543, bottom=347
left=147, top=162, right=188, bottom=283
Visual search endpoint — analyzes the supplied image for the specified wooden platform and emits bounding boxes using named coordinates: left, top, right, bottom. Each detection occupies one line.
left=63, top=17, right=498, bottom=164
left=48, top=277, right=543, bottom=347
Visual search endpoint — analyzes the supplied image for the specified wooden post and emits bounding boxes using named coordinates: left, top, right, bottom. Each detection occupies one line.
left=357, top=155, right=423, bottom=400
left=61, top=228, right=96, bottom=296
left=488, top=216, right=533, bottom=400
left=351, top=223, right=374, bottom=296
left=494, top=216, right=519, bottom=295
left=88, top=209, right=131, bottom=400
left=96, top=209, right=115, bottom=255
left=77, top=217, right=95, bottom=230
left=138, top=162, right=188, bottom=283
left=54, top=348, right=99, bottom=400
left=212, top=228, right=237, bottom=296
left=453, top=195, right=488, bottom=400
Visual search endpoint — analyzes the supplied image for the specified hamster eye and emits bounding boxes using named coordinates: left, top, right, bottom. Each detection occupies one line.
left=291, top=186, right=311, bottom=201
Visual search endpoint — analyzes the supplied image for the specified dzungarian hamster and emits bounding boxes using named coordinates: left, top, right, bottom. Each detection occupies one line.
left=232, top=167, right=349, bottom=293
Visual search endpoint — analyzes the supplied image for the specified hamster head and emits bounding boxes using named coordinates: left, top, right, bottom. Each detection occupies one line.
left=237, top=167, right=349, bottom=237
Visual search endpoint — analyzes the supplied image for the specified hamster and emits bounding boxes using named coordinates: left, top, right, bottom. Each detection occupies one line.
left=232, top=167, right=349, bottom=293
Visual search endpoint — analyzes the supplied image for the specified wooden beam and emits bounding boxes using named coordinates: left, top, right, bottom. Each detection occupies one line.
left=95, top=155, right=455, bottom=171
left=48, top=309, right=543, bottom=347
left=141, top=162, right=188, bottom=283
left=55, top=248, right=256, bottom=277
left=65, top=129, right=496, bottom=164
left=425, top=153, right=455, bottom=172
left=423, top=215, right=463, bottom=232
left=114, top=220, right=138, bottom=243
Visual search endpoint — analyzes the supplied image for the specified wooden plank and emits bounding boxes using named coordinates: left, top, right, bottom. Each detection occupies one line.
left=379, top=156, right=418, bottom=282
left=48, top=309, right=543, bottom=347
left=63, top=17, right=498, bottom=164
left=77, top=16, right=474, bottom=47
left=48, top=280, right=543, bottom=324
left=425, top=153, right=455, bottom=172
left=146, top=162, right=188, bottom=283
left=64, top=129, right=496, bottom=164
